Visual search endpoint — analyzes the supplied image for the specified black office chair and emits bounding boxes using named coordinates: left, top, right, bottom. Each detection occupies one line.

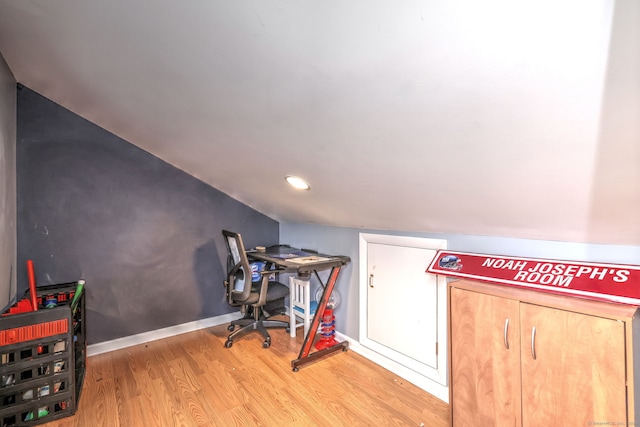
left=222, top=230, right=290, bottom=348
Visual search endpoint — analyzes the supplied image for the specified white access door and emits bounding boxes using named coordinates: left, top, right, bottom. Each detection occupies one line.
left=360, top=234, right=448, bottom=386
left=367, top=243, right=438, bottom=368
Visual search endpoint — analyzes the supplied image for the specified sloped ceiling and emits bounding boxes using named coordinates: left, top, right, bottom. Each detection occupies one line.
left=0, top=0, right=638, bottom=245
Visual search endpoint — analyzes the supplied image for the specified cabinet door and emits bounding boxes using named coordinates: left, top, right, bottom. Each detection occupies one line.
left=366, top=242, right=440, bottom=378
left=520, top=303, right=627, bottom=426
left=450, top=288, right=522, bottom=426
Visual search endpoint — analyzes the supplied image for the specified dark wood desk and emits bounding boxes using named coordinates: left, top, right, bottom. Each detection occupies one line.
left=248, top=246, right=351, bottom=371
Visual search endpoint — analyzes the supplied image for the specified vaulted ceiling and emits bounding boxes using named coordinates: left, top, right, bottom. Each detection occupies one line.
left=0, top=0, right=638, bottom=244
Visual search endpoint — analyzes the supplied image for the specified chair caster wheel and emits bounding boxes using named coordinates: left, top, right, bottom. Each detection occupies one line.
left=262, top=341, right=271, bottom=349
left=285, top=327, right=291, bottom=333
left=224, top=340, right=233, bottom=348
left=227, top=325, right=235, bottom=332
left=293, top=367, right=299, bottom=372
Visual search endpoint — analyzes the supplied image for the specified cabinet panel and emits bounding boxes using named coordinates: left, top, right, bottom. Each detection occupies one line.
left=450, top=288, right=521, bottom=426
left=367, top=243, right=438, bottom=368
left=520, top=303, right=627, bottom=426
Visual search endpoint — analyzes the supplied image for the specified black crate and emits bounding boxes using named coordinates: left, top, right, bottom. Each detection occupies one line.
left=0, top=283, right=85, bottom=426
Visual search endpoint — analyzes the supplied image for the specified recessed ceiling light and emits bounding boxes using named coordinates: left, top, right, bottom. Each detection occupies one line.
left=285, top=175, right=310, bottom=190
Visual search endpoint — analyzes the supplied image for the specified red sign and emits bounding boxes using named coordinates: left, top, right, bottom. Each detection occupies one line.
left=427, top=250, right=640, bottom=305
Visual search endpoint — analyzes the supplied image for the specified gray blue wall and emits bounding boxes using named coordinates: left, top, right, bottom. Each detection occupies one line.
left=0, top=52, right=16, bottom=310
left=280, top=223, right=640, bottom=340
left=16, top=87, right=279, bottom=344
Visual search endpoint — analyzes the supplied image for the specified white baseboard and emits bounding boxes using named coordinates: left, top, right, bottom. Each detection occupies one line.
left=335, top=331, right=449, bottom=403
left=87, top=312, right=242, bottom=356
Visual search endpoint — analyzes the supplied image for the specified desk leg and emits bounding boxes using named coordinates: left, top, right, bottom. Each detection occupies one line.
left=291, top=266, right=349, bottom=371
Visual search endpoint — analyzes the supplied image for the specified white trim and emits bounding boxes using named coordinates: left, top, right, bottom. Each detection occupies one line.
left=358, top=233, right=449, bottom=387
left=359, top=233, right=447, bottom=248
left=87, top=312, right=242, bottom=356
left=336, top=331, right=449, bottom=403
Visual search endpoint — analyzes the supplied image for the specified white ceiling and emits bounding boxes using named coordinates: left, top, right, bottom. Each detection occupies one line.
left=0, top=0, right=638, bottom=245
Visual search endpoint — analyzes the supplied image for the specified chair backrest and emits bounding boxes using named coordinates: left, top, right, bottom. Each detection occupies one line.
left=222, top=230, right=254, bottom=305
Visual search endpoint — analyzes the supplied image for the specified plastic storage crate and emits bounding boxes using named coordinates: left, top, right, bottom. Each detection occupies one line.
left=0, top=282, right=86, bottom=427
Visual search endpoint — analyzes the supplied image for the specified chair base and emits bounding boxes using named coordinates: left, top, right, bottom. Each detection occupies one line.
left=225, top=310, right=289, bottom=349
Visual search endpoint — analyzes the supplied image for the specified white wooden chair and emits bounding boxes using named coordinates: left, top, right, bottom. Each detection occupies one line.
left=289, top=276, right=317, bottom=338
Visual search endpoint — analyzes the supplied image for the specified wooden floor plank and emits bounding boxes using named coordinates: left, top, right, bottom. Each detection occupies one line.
left=40, top=318, right=449, bottom=426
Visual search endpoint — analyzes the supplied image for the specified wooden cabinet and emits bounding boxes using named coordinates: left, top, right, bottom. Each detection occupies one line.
left=450, top=288, right=521, bottom=426
left=449, top=280, right=639, bottom=426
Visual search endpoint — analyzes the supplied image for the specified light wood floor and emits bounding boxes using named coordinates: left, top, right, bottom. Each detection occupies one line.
left=43, top=318, right=449, bottom=426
